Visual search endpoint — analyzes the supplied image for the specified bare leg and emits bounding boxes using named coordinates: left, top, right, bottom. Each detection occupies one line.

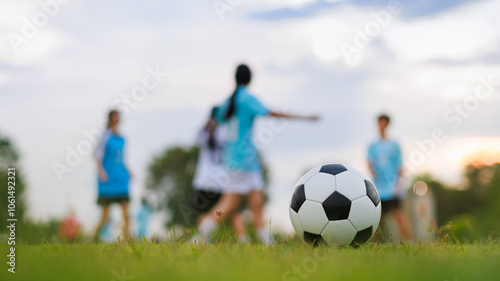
left=120, top=202, right=131, bottom=241
left=231, top=213, right=248, bottom=243
left=392, top=209, right=412, bottom=241
left=248, top=190, right=273, bottom=245
left=203, top=193, right=243, bottom=223
left=94, top=206, right=110, bottom=242
left=247, top=190, right=265, bottom=228
left=197, top=193, right=243, bottom=243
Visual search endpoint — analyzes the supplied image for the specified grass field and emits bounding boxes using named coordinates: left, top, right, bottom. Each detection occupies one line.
left=2, top=241, right=499, bottom=281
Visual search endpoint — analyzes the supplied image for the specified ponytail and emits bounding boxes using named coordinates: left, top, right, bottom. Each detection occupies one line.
left=207, top=107, right=217, bottom=151
left=224, top=64, right=251, bottom=121
left=225, top=88, right=238, bottom=120
left=207, top=135, right=216, bottom=151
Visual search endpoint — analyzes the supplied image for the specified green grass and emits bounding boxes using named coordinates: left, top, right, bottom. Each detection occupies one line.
left=2, top=241, right=499, bottom=281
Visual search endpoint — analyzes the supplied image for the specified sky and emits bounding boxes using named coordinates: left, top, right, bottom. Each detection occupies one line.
left=0, top=0, right=499, bottom=235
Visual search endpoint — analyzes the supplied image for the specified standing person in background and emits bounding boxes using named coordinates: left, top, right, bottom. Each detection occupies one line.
left=192, top=107, right=249, bottom=243
left=196, top=64, right=318, bottom=245
left=94, top=110, right=132, bottom=242
left=59, top=211, right=81, bottom=242
left=137, top=198, right=153, bottom=239
left=368, top=114, right=412, bottom=241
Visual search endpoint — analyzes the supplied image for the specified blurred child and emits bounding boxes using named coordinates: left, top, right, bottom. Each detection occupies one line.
left=196, top=64, right=318, bottom=245
left=192, top=108, right=249, bottom=243
left=137, top=198, right=153, bottom=239
left=59, top=212, right=81, bottom=241
left=93, top=110, right=132, bottom=242
left=368, top=114, right=412, bottom=241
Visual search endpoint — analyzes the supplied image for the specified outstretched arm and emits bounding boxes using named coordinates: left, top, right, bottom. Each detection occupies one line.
left=269, top=111, right=319, bottom=121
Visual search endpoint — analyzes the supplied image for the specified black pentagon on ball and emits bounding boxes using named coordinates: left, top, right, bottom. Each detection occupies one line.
left=350, top=226, right=373, bottom=246
left=322, top=191, right=351, bottom=221
left=364, top=180, right=380, bottom=206
left=290, top=184, right=306, bottom=213
left=304, top=232, right=325, bottom=247
left=319, top=164, right=347, bottom=176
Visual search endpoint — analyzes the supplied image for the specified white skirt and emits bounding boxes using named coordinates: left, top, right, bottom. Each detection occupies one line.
left=225, top=171, right=264, bottom=195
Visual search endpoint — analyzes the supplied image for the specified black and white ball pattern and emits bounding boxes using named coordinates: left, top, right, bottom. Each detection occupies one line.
left=289, top=164, right=381, bottom=246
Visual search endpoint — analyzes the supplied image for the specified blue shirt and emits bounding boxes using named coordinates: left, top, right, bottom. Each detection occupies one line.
left=367, top=139, right=402, bottom=201
left=137, top=203, right=153, bottom=237
left=94, top=130, right=130, bottom=197
left=216, top=86, right=270, bottom=171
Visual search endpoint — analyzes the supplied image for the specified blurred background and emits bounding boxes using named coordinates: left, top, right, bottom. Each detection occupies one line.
left=0, top=0, right=499, bottom=243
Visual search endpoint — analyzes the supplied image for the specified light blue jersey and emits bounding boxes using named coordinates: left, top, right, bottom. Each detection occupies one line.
left=137, top=203, right=152, bottom=238
left=94, top=130, right=130, bottom=197
left=367, top=139, right=402, bottom=201
left=216, top=86, right=270, bottom=172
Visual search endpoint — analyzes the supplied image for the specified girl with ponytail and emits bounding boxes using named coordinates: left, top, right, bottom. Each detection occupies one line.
left=196, top=64, right=318, bottom=245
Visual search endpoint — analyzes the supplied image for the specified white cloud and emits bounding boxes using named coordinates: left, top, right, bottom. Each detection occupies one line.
left=383, top=0, right=500, bottom=63
left=0, top=0, right=71, bottom=65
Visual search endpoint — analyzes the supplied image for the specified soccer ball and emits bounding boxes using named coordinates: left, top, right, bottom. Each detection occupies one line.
left=289, top=164, right=381, bottom=246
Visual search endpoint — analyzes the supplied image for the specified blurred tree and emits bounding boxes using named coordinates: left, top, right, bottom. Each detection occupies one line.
left=464, top=163, right=500, bottom=235
left=145, top=145, right=268, bottom=229
left=415, top=174, right=478, bottom=226
left=146, top=146, right=199, bottom=228
left=414, top=162, right=500, bottom=241
left=0, top=135, right=27, bottom=232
